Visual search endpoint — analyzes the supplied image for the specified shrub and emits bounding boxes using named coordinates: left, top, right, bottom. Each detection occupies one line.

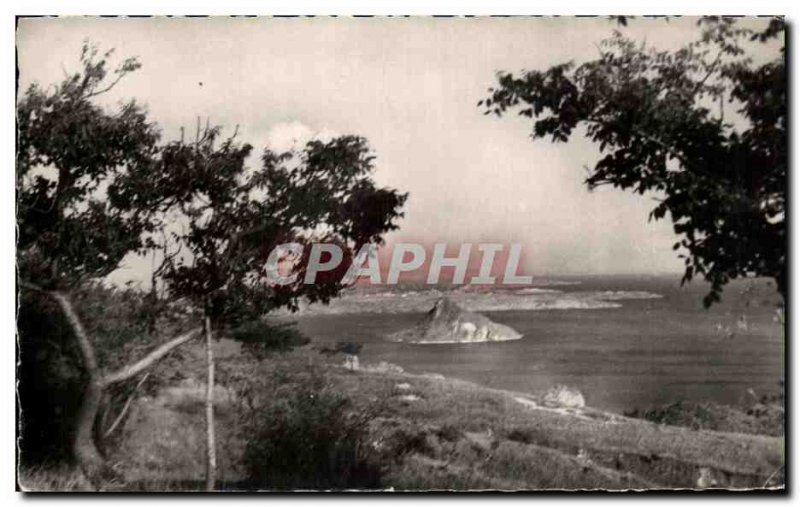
left=231, top=321, right=310, bottom=360
left=384, top=427, right=435, bottom=458
left=240, top=372, right=382, bottom=490
left=626, top=399, right=784, bottom=437
left=435, top=423, right=463, bottom=443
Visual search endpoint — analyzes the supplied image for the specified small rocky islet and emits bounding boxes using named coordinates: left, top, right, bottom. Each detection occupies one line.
left=389, top=296, right=522, bottom=344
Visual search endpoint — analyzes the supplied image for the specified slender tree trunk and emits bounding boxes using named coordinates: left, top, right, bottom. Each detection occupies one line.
left=20, top=283, right=202, bottom=488
left=74, top=379, right=107, bottom=481
left=204, top=315, right=217, bottom=491
left=50, top=292, right=107, bottom=484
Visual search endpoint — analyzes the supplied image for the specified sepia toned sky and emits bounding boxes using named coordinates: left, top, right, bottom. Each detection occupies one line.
left=16, top=16, right=779, bottom=283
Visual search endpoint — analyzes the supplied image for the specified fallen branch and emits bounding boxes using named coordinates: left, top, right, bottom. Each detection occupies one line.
left=103, top=372, right=150, bottom=438
left=103, top=327, right=202, bottom=386
left=18, top=280, right=203, bottom=486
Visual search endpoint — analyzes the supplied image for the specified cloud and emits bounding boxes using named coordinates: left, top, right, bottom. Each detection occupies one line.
left=264, top=121, right=339, bottom=153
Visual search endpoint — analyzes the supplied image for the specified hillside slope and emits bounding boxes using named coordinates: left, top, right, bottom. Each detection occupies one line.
left=337, top=369, right=784, bottom=490
left=76, top=339, right=785, bottom=492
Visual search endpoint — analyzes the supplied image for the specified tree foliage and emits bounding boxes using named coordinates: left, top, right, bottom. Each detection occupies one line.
left=480, top=17, right=785, bottom=306
left=153, top=125, right=408, bottom=328
left=17, top=40, right=407, bottom=346
left=17, top=43, right=162, bottom=289
left=16, top=42, right=408, bottom=478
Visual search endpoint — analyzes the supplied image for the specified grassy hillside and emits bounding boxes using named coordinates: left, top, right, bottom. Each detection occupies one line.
left=19, top=337, right=784, bottom=492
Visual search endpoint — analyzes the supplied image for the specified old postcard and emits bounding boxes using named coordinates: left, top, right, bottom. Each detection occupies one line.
left=16, top=15, right=785, bottom=492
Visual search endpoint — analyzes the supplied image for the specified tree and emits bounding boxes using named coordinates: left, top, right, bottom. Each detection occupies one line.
left=480, top=17, right=785, bottom=306
left=17, top=43, right=408, bottom=488
left=16, top=44, right=202, bottom=482
left=17, top=44, right=167, bottom=288
left=153, top=123, right=407, bottom=488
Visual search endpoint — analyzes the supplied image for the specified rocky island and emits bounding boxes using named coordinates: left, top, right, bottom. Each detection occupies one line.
left=389, top=296, right=522, bottom=344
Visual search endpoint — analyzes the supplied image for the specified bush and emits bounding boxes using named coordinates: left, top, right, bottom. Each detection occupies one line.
left=625, top=399, right=784, bottom=437
left=384, top=427, right=436, bottom=458
left=435, top=423, right=463, bottom=443
left=240, top=371, right=382, bottom=490
left=231, top=321, right=311, bottom=360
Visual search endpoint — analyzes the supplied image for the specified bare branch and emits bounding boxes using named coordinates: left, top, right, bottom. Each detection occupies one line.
left=103, top=372, right=150, bottom=438
left=83, top=72, right=127, bottom=99
left=102, top=327, right=201, bottom=386
left=20, top=280, right=201, bottom=385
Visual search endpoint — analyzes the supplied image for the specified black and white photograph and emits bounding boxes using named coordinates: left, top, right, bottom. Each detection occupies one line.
left=14, top=14, right=786, bottom=492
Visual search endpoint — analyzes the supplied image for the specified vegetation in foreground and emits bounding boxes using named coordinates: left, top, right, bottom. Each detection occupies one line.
left=17, top=39, right=407, bottom=485
left=19, top=318, right=784, bottom=492
left=16, top=17, right=785, bottom=492
left=625, top=394, right=784, bottom=438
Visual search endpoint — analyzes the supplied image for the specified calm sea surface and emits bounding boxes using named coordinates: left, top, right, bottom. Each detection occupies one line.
left=290, top=276, right=784, bottom=413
